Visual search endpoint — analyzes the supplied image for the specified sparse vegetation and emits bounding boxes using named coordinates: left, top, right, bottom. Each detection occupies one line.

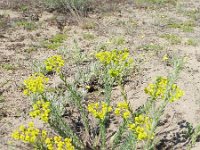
left=44, top=0, right=93, bottom=14
left=16, top=21, right=37, bottom=31
left=110, top=36, right=126, bottom=46
left=81, top=21, right=96, bottom=30
left=0, top=95, right=5, bottom=103
left=0, top=14, right=10, bottom=29
left=24, top=46, right=38, bottom=53
left=138, top=43, right=164, bottom=52
left=82, top=32, right=95, bottom=40
left=178, top=8, right=200, bottom=21
left=1, top=0, right=200, bottom=150
left=161, top=33, right=182, bottom=45
left=10, top=50, right=187, bottom=150
left=43, top=33, right=67, bottom=50
left=19, top=5, right=29, bottom=12
left=168, top=20, right=195, bottom=32
left=135, top=0, right=178, bottom=6
left=49, top=33, right=67, bottom=43
left=185, top=38, right=198, bottom=46
left=1, top=63, right=16, bottom=71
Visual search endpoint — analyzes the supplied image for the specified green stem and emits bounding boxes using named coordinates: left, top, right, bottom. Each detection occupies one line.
left=41, top=93, right=84, bottom=149
left=103, top=70, right=113, bottom=105
left=100, top=120, right=106, bottom=150
left=119, top=82, right=134, bottom=120
left=59, top=73, right=90, bottom=133
left=145, top=58, right=184, bottom=149
left=50, top=105, right=84, bottom=149
left=111, top=120, right=127, bottom=150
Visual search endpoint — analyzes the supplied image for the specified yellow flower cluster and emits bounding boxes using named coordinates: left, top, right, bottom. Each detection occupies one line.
left=44, top=55, right=65, bottom=73
left=29, top=100, right=51, bottom=123
left=11, top=122, right=47, bottom=143
left=128, top=114, right=153, bottom=140
left=11, top=123, right=74, bottom=150
left=45, top=136, right=74, bottom=150
left=96, top=49, right=133, bottom=78
left=96, top=49, right=130, bottom=66
left=23, top=73, right=49, bottom=95
left=162, top=54, right=169, bottom=61
left=87, top=102, right=112, bottom=120
left=144, top=77, right=184, bottom=102
left=114, top=102, right=131, bottom=119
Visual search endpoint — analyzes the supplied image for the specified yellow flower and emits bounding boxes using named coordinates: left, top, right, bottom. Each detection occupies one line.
left=117, top=101, right=129, bottom=109
left=136, top=126, right=144, bottom=133
left=162, top=54, right=169, bottom=61
left=42, top=130, right=47, bottom=139
left=29, top=100, right=51, bottom=123
left=128, top=114, right=153, bottom=141
left=144, top=77, right=184, bottom=102
left=19, top=125, right=25, bottom=131
left=11, top=131, right=20, bottom=140
left=28, top=122, right=34, bottom=127
left=169, top=84, right=185, bottom=102
left=85, top=85, right=91, bottom=90
left=23, top=73, right=49, bottom=95
left=64, top=138, right=74, bottom=150
left=108, top=69, right=120, bottom=78
left=12, top=123, right=75, bottom=150
left=138, top=132, right=148, bottom=140
left=87, top=102, right=112, bottom=120
left=45, top=138, right=54, bottom=150
left=123, top=111, right=130, bottom=119
left=128, top=123, right=136, bottom=130
left=135, top=114, right=145, bottom=124
left=114, top=108, right=120, bottom=116
left=45, top=136, right=74, bottom=150
left=96, top=51, right=112, bottom=65
left=96, top=49, right=133, bottom=78
left=11, top=122, right=45, bottom=144
left=44, top=55, right=65, bottom=73
left=114, top=102, right=131, bottom=119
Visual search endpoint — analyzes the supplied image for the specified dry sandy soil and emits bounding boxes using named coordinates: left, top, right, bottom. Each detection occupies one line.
left=1, top=0, right=200, bottom=149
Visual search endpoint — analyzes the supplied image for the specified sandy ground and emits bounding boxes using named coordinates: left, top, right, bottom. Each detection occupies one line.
left=1, top=0, right=200, bottom=149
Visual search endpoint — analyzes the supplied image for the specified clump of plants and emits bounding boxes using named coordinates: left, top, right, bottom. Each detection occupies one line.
left=44, top=0, right=92, bottom=15
left=10, top=46, right=200, bottom=149
left=82, top=33, right=95, bottom=40
left=180, top=9, right=200, bottom=21
left=137, top=43, right=164, bottom=54
left=160, top=33, right=182, bottom=45
left=185, top=38, right=198, bottom=46
left=16, top=20, right=37, bottom=31
left=135, top=0, right=178, bottom=7
left=1, top=63, right=16, bottom=71
left=167, top=20, right=195, bottom=32
left=43, top=34, right=67, bottom=50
